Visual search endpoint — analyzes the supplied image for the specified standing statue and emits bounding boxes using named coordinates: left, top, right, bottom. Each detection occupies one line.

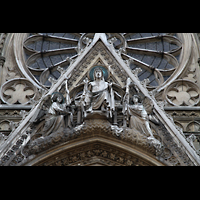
left=81, top=67, right=115, bottom=118
left=125, top=95, right=155, bottom=138
left=123, top=78, right=161, bottom=148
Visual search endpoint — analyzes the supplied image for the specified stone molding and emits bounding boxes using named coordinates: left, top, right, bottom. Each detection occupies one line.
left=1, top=33, right=200, bottom=166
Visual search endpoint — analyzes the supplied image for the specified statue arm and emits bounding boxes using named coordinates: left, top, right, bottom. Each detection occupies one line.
left=88, top=82, right=92, bottom=92
left=52, top=102, right=66, bottom=113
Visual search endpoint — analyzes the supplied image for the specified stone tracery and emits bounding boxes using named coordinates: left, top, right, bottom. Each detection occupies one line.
left=0, top=33, right=200, bottom=166
left=1, top=78, right=37, bottom=105
left=23, top=33, right=182, bottom=89
left=164, top=80, right=200, bottom=106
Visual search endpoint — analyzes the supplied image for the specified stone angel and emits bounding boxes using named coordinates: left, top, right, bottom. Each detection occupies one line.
left=30, top=79, right=73, bottom=138
left=122, top=78, right=160, bottom=141
left=123, top=93, right=162, bottom=149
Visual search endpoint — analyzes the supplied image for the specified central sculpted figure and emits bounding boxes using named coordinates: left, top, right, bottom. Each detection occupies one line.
left=81, top=67, right=115, bottom=117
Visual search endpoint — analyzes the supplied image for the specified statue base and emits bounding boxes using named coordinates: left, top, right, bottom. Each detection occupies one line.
left=84, top=110, right=109, bottom=120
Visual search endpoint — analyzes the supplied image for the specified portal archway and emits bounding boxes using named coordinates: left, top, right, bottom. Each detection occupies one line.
left=24, top=136, right=164, bottom=166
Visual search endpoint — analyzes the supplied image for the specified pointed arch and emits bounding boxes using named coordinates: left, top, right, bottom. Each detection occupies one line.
left=1, top=33, right=200, bottom=166
left=24, top=134, right=164, bottom=166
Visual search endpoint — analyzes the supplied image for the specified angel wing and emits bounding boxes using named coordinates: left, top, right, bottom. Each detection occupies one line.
left=143, top=96, right=160, bottom=125
left=30, top=94, right=52, bottom=125
left=143, top=96, right=154, bottom=115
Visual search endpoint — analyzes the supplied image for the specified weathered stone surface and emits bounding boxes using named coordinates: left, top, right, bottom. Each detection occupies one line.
left=1, top=33, right=200, bottom=166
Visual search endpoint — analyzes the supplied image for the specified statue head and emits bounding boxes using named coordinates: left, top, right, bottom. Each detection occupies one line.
left=133, top=95, right=140, bottom=104
left=93, top=67, right=104, bottom=81
left=89, top=66, right=109, bottom=81
left=51, top=92, right=64, bottom=104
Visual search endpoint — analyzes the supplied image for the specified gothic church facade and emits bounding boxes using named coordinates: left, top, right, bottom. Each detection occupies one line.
left=0, top=33, right=200, bottom=166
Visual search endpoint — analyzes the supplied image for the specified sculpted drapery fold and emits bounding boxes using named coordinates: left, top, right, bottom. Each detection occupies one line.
left=0, top=33, right=200, bottom=166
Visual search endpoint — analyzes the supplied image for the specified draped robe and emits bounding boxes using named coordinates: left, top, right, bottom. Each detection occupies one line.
left=42, top=102, right=66, bottom=137
left=127, top=104, right=150, bottom=136
left=89, top=80, right=115, bottom=111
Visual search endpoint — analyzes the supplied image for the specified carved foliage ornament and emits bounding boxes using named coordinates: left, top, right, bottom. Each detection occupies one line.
left=38, top=143, right=154, bottom=166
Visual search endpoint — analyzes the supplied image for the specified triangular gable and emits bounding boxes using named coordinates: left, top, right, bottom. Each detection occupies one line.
left=1, top=33, right=200, bottom=166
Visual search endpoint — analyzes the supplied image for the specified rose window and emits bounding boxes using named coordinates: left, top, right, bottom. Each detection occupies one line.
left=24, top=33, right=81, bottom=87
left=23, top=33, right=182, bottom=88
left=112, top=33, right=182, bottom=88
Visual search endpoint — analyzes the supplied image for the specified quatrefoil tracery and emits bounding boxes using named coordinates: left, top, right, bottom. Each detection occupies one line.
left=1, top=79, right=36, bottom=105
left=165, top=80, right=200, bottom=106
